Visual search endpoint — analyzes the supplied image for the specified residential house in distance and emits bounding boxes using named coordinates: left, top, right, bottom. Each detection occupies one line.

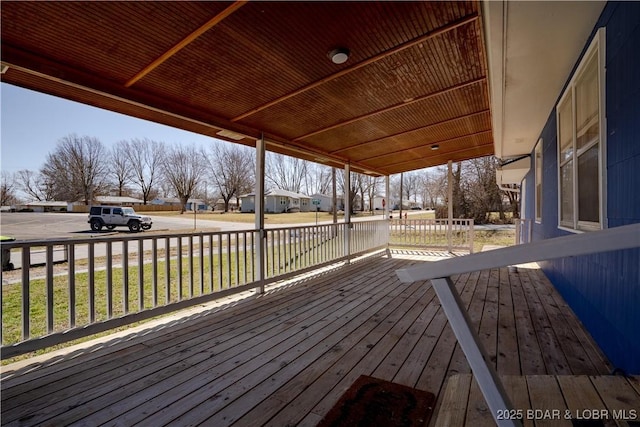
left=309, top=193, right=344, bottom=212
left=93, top=196, right=144, bottom=206
left=372, top=195, right=386, bottom=211
left=213, top=197, right=241, bottom=212
left=151, top=197, right=208, bottom=211
left=241, top=189, right=311, bottom=213
left=22, top=201, right=68, bottom=212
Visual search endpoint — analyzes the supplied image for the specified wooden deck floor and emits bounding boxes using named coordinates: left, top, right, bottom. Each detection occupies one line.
left=1, top=251, right=612, bottom=426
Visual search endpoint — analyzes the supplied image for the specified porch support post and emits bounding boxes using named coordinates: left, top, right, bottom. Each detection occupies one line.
left=344, top=163, right=351, bottom=263
left=431, top=277, right=520, bottom=427
left=447, top=160, right=453, bottom=252
left=255, top=135, right=266, bottom=293
left=384, top=175, right=390, bottom=219
left=399, top=172, right=404, bottom=220
left=332, top=167, right=337, bottom=224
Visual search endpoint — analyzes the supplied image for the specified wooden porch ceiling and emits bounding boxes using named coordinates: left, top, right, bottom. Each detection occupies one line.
left=1, top=253, right=611, bottom=426
left=0, top=1, right=493, bottom=176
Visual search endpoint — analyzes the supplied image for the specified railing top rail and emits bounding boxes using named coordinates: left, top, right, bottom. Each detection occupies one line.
left=396, top=223, right=640, bottom=283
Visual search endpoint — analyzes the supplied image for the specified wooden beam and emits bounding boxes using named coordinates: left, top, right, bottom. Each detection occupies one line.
left=231, top=13, right=479, bottom=122
left=356, top=129, right=493, bottom=163
left=125, top=1, right=247, bottom=87
left=379, top=142, right=494, bottom=169
left=293, top=77, right=486, bottom=142
left=329, top=109, right=490, bottom=155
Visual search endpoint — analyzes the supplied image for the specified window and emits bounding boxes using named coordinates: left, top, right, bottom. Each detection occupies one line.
left=102, top=208, right=111, bottom=215
left=557, top=28, right=605, bottom=231
left=535, top=139, right=543, bottom=222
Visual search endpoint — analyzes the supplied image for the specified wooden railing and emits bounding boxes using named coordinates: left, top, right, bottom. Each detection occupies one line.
left=514, top=218, right=533, bottom=244
left=0, top=220, right=389, bottom=359
left=396, top=223, right=640, bottom=427
left=389, top=218, right=474, bottom=253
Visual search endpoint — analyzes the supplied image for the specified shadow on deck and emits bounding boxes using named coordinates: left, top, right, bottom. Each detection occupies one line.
left=1, top=250, right=613, bottom=426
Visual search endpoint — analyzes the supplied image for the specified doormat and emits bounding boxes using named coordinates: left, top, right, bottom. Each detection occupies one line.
left=317, top=375, right=435, bottom=427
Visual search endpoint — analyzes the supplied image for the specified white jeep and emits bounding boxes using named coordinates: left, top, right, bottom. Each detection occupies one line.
left=88, top=206, right=152, bottom=232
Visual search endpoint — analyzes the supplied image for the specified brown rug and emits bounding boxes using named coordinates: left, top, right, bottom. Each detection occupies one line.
left=317, top=375, right=435, bottom=427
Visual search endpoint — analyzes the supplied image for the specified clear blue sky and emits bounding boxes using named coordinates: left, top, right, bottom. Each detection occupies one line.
left=1, top=83, right=220, bottom=174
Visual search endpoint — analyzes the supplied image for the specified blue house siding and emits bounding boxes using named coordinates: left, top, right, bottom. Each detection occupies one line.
left=523, top=1, right=640, bottom=374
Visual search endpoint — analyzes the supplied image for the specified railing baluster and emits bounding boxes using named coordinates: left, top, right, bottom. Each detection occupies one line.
left=243, top=232, right=248, bottom=285
left=234, top=232, right=240, bottom=286
left=138, top=239, right=144, bottom=311
left=270, top=230, right=275, bottom=277
left=89, top=242, right=95, bottom=323
left=277, top=230, right=282, bottom=275
left=188, top=235, right=194, bottom=298
left=46, top=245, right=54, bottom=333
left=217, top=234, right=223, bottom=290
left=106, top=241, right=113, bottom=318
left=123, top=241, right=129, bottom=314
left=165, top=237, right=171, bottom=304
left=21, top=248, right=30, bottom=340
left=152, top=238, right=158, bottom=307
left=199, top=234, right=204, bottom=295
left=208, top=234, right=214, bottom=293
left=68, top=244, right=76, bottom=328
left=226, top=233, right=232, bottom=288
left=177, top=237, right=182, bottom=301
left=250, top=232, right=255, bottom=283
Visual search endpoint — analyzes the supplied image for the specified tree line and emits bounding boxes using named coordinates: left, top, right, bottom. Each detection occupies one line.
left=1, top=134, right=518, bottom=222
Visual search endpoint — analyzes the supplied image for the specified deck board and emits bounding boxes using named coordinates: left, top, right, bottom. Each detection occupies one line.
left=1, top=252, right=614, bottom=426
left=439, top=374, right=640, bottom=427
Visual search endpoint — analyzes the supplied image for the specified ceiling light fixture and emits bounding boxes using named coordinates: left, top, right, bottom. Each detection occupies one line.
left=328, top=48, right=350, bottom=64
left=431, top=144, right=440, bottom=151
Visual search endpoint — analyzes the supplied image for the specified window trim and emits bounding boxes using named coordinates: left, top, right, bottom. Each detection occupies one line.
left=535, top=138, right=543, bottom=223
left=556, top=27, right=607, bottom=233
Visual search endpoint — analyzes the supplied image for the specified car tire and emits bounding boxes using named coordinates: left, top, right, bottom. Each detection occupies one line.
left=128, top=221, right=141, bottom=232
left=90, top=220, right=103, bottom=231
left=141, top=224, right=151, bottom=230
left=106, top=225, right=116, bottom=230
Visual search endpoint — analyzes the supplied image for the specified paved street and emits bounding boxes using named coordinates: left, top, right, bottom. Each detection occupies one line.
left=0, top=212, right=250, bottom=240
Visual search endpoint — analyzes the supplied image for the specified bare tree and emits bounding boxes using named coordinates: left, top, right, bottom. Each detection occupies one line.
left=266, top=153, right=307, bottom=193
left=502, top=184, right=520, bottom=218
left=41, top=134, right=109, bottom=204
left=363, top=175, right=381, bottom=212
left=111, top=140, right=133, bottom=197
left=1, top=171, right=19, bottom=206
left=162, top=144, right=206, bottom=213
left=402, top=171, right=420, bottom=204
left=205, top=142, right=255, bottom=212
left=126, top=138, right=164, bottom=204
left=304, top=163, right=332, bottom=195
left=335, top=171, right=362, bottom=213
left=16, top=169, right=54, bottom=201
left=421, top=168, right=447, bottom=209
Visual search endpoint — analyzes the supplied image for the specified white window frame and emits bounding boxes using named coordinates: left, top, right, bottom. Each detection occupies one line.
left=535, top=138, right=543, bottom=223
left=556, top=28, right=607, bottom=233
